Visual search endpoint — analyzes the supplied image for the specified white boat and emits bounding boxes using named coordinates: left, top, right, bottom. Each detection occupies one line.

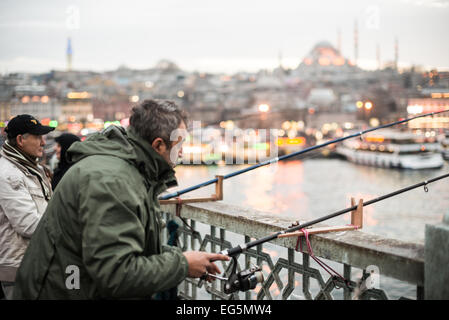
left=336, top=129, right=444, bottom=169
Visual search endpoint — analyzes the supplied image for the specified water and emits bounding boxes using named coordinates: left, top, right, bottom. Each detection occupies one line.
left=169, top=158, right=449, bottom=299
left=172, top=158, right=449, bottom=243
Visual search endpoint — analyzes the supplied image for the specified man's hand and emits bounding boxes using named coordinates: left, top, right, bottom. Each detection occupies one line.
left=183, top=251, right=229, bottom=280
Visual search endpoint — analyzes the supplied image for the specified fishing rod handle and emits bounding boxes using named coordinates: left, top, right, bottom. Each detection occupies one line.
left=160, top=192, right=178, bottom=200
left=160, top=177, right=219, bottom=200
left=219, top=231, right=282, bottom=257
left=219, top=245, right=245, bottom=257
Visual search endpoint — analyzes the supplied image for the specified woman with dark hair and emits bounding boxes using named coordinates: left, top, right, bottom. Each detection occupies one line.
left=51, top=133, right=80, bottom=190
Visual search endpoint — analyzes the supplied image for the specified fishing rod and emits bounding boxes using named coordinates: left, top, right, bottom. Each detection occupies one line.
left=161, top=109, right=449, bottom=200
left=211, top=172, right=449, bottom=293
left=219, top=171, right=449, bottom=257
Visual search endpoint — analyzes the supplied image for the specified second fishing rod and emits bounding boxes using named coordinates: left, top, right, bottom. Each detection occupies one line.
left=200, top=172, right=449, bottom=293
left=161, top=109, right=449, bottom=200
left=219, top=171, right=449, bottom=257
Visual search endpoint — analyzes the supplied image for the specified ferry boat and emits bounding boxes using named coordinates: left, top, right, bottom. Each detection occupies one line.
left=336, top=129, right=444, bottom=169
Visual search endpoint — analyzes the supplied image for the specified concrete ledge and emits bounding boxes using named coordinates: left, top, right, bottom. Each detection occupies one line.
left=161, top=201, right=424, bottom=286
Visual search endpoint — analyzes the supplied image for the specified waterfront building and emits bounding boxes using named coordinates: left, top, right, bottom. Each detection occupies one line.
left=60, top=90, right=93, bottom=123
left=8, top=84, right=60, bottom=121
left=407, top=97, right=449, bottom=130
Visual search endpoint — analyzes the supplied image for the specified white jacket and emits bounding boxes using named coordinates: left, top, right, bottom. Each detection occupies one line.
left=0, top=155, right=49, bottom=281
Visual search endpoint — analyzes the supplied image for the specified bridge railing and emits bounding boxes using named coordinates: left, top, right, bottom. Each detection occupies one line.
left=161, top=201, right=424, bottom=300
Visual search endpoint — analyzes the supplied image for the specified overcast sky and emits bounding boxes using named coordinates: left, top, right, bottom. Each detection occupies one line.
left=1, top=0, right=448, bottom=74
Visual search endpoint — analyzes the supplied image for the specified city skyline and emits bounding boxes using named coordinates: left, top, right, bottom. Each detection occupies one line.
left=1, top=0, right=449, bottom=74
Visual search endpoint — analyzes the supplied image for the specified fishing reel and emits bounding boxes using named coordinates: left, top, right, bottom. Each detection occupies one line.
left=224, top=262, right=264, bottom=294
left=202, top=256, right=264, bottom=294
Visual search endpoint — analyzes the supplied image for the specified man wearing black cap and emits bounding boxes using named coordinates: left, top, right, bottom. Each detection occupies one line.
left=0, top=114, right=54, bottom=299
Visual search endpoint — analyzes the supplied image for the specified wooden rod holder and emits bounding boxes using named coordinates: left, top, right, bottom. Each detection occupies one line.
left=214, top=175, right=224, bottom=201
left=350, top=197, right=363, bottom=229
left=278, top=197, right=363, bottom=239
left=159, top=175, right=224, bottom=205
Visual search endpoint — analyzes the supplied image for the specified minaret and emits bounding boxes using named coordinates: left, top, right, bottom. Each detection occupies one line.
left=337, top=27, right=342, bottom=54
left=394, top=37, right=398, bottom=71
left=376, top=43, right=381, bottom=70
left=353, top=20, right=358, bottom=66
left=278, top=50, right=283, bottom=70
left=67, top=37, right=73, bottom=71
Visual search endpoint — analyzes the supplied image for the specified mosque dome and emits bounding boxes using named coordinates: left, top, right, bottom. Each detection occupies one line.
left=155, top=59, right=180, bottom=71
left=301, top=41, right=350, bottom=68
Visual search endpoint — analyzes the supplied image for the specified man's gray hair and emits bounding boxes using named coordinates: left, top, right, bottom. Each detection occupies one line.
left=129, top=99, right=188, bottom=147
left=7, top=133, right=29, bottom=147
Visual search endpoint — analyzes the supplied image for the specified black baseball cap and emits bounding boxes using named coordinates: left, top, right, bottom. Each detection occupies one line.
left=5, top=114, right=55, bottom=138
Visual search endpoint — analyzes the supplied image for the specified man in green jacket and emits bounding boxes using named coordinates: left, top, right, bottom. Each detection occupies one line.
left=13, top=99, right=228, bottom=299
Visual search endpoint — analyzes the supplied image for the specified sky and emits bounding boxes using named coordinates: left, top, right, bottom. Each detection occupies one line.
left=0, top=0, right=448, bottom=74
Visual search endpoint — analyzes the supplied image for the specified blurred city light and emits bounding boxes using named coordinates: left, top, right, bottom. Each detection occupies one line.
left=407, top=105, right=423, bottom=114
left=258, top=104, right=270, bottom=112
left=369, top=118, right=380, bottom=127
left=282, top=121, right=291, bottom=130
left=67, top=91, right=91, bottom=99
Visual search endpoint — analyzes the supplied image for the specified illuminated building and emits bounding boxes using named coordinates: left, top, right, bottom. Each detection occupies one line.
left=407, top=97, right=449, bottom=129
left=61, top=91, right=94, bottom=123
left=10, top=96, right=59, bottom=121
left=7, top=85, right=60, bottom=121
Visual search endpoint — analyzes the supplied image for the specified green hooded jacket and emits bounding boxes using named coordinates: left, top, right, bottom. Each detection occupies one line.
left=13, top=125, right=189, bottom=299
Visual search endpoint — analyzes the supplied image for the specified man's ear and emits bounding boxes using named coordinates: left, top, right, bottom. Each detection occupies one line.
left=151, top=137, right=167, bottom=154
left=16, top=135, right=24, bottom=148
